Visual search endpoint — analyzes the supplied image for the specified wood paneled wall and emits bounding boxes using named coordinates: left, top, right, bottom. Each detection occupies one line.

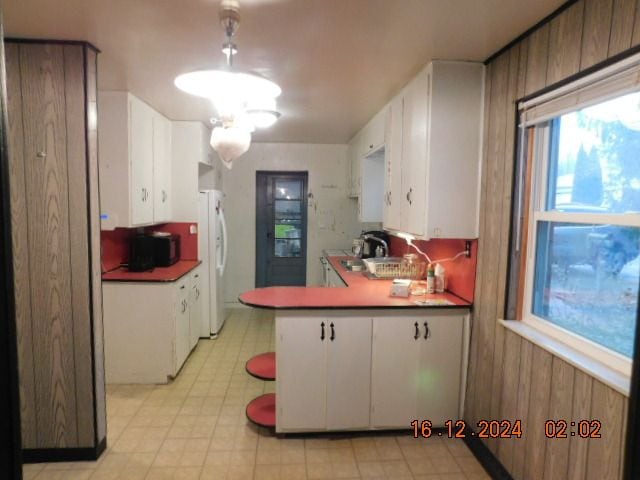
left=6, top=41, right=106, bottom=454
left=465, top=1, right=635, bottom=478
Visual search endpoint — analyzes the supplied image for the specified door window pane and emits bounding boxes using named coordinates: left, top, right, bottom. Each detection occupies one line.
left=547, top=91, right=640, bottom=213
left=275, top=224, right=302, bottom=239
left=533, top=221, right=640, bottom=357
left=275, top=200, right=301, bottom=215
left=275, top=180, right=302, bottom=200
left=275, top=239, right=302, bottom=258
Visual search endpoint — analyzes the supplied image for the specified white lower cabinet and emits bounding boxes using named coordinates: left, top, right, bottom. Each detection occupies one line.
left=276, top=309, right=468, bottom=433
left=370, top=317, right=420, bottom=428
left=325, top=317, right=372, bottom=430
left=371, top=312, right=466, bottom=429
left=174, top=278, right=191, bottom=374
left=188, top=268, right=202, bottom=349
left=276, top=312, right=371, bottom=432
left=103, top=269, right=202, bottom=384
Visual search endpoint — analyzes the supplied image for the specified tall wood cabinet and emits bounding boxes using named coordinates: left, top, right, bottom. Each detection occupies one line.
left=6, top=40, right=106, bottom=460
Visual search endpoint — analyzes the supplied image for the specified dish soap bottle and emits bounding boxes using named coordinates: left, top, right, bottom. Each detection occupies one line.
left=434, top=263, right=446, bottom=293
left=426, top=263, right=435, bottom=294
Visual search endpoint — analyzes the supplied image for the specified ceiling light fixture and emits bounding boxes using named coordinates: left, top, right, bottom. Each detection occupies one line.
left=174, top=0, right=282, bottom=169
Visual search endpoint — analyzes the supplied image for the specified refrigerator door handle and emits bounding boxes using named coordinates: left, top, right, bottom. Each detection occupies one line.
left=218, top=207, right=228, bottom=275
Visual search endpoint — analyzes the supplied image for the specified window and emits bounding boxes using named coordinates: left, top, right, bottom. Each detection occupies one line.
left=521, top=74, right=640, bottom=375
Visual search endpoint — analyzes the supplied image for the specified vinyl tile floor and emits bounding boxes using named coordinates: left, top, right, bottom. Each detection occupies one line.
left=23, top=308, right=490, bottom=480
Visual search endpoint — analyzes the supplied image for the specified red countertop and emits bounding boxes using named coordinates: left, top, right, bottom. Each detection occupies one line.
left=239, top=257, right=472, bottom=309
left=102, top=260, right=201, bottom=283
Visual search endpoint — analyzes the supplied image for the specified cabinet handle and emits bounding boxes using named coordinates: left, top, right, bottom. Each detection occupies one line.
left=142, top=187, right=146, bottom=202
left=414, top=322, right=420, bottom=340
left=320, top=322, right=325, bottom=341
left=424, top=321, right=431, bottom=340
left=388, top=191, right=392, bottom=205
left=36, top=151, right=47, bottom=159
left=406, top=188, right=413, bottom=205
left=181, top=299, right=187, bottom=313
left=330, top=322, right=335, bottom=341
left=196, top=288, right=200, bottom=299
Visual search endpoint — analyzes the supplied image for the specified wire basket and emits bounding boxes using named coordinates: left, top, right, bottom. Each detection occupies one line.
left=364, top=260, right=425, bottom=279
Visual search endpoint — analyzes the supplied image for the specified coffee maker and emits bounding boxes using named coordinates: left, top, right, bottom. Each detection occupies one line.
left=358, top=230, right=389, bottom=259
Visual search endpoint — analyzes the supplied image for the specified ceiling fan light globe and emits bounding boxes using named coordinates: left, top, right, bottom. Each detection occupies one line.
left=210, top=126, right=251, bottom=168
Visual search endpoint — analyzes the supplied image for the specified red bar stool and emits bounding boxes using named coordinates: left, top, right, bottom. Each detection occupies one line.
left=245, top=393, right=276, bottom=428
left=245, top=352, right=276, bottom=428
left=245, top=352, right=276, bottom=381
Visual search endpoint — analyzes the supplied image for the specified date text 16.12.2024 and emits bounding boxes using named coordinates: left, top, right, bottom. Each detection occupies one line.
left=411, top=419, right=603, bottom=439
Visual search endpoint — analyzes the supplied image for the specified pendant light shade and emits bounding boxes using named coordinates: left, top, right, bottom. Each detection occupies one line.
left=174, top=70, right=281, bottom=102
left=210, top=126, right=251, bottom=168
left=173, top=0, right=282, bottom=169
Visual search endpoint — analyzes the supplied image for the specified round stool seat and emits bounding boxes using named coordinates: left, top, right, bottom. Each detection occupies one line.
left=246, top=393, right=276, bottom=428
left=245, top=352, right=276, bottom=381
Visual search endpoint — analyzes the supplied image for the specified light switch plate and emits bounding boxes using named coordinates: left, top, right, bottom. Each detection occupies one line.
left=190, top=224, right=197, bottom=234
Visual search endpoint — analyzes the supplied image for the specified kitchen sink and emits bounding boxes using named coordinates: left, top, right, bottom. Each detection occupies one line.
left=340, top=259, right=364, bottom=272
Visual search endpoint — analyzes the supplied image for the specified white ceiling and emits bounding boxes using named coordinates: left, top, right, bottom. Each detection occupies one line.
left=3, top=0, right=564, bottom=143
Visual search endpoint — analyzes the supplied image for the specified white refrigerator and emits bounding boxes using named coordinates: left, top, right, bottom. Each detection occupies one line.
left=198, top=190, right=228, bottom=337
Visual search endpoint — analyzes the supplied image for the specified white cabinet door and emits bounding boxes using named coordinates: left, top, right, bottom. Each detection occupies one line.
left=417, top=314, right=464, bottom=426
left=188, top=269, right=202, bottom=350
left=129, top=97, right=154, bottom=225
left=174, top=279, right=190, bottom=375
left=326, top=316, right=371, bottom=430
left=383, top=94, right=404, bottom=231
left=371, top=316, right=421, bottom=428
left=360, top=109, right=385, bottom=157
left=153, top=113, right=172, bottom=223
left=402, top=68, right=429, bottom=237
left=276, top=313, right=327, bottom=432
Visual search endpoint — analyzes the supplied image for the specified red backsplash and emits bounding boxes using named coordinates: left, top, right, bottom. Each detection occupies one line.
left=389, top=235, right=478, bottom=303
left=100, top=222, right=198, bottom=272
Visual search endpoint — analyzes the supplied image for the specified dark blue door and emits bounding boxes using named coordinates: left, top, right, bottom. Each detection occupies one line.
left=255, top=171, right=308, bottom=287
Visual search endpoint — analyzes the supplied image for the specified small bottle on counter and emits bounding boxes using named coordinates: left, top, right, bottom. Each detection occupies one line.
left=435, top=263, right=446, bottom=293
left=426, top=263, right=435, bottom=294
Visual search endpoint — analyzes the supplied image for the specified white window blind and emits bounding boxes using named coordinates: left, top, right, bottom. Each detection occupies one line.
left=520, top=51, right=640, bottom=126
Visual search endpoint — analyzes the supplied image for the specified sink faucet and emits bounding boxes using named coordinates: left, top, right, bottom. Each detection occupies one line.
left=362, top=234, right=389, bottom=257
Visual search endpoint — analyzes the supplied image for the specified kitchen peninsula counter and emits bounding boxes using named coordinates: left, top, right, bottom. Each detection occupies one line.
left=239, top=256, right=471, bottom=309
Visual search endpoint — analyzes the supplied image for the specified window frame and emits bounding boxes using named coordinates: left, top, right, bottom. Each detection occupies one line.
left=521, top=111, right=640, bottom=377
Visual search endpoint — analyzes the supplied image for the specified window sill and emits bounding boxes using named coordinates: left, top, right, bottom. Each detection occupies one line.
left=499, top=319, right=630, bottom=397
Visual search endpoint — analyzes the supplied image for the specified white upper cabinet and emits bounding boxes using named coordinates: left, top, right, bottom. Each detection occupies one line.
left=172, top=121, right=212, bottom=222
left=382, top=61, right=484, bottom=239
left=359, top=107, right=386, bottom=157
left=402, top=68, right=429, bottom=236
left=127, top=95, right=154, bottom=226
left=153, top=113, right=173, bottom=223
left=347, top=105, right=388, bottom=222
left=99, top=92, right=173, bottom=228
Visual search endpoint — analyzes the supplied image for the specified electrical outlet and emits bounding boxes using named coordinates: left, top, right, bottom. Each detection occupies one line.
left=465, top=241, right=472, bottom=258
